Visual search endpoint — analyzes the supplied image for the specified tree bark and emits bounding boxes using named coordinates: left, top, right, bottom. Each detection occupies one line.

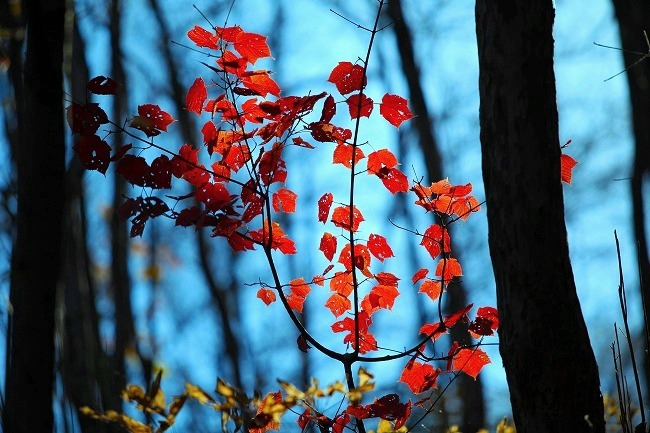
left=609, top=0, right=650, bottom=399
left=387, top=2, right=485, bottom=430
left=475, top=2, right=605, bottom=432
left=3, top=1, right=66, bottom=432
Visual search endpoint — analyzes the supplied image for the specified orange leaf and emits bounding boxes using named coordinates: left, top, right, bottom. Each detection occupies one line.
left=325, top=293, right=351, bottom=317
left=361, top=284, right=399, bottom=314
left=242, top=71, right=281, bottom=98
left=452, top=348, right=490, bottom=379
left=257, top=288, right=276, bottom=306
left=419, top=280, right=443, bottom=301
left=399, top=359, right=440, bottom=394
left=286, top=278, right=311, bottom=313
left=435, top=258, right=462, bottom=282
left=367, top=149, right=398, bottom=174
left=333, top=143, right=365, bottom=168
left=330, top=271, right=354, bottom=297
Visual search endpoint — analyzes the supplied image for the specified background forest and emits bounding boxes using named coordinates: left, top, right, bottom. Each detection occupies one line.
left=0, top=0, right=648, bottom=432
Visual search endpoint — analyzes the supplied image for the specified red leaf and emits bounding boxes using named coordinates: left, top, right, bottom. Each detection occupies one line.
left=411, top=268, right=429, bottom=284
left=368, top=234, right=394, bottom=262
left=380, top=167, right=409, bottom=194
left=561, top=153, right=578, bottom=184
left=151, top=155, right=172, bottom=189
left=234, top=30, right=272, bottom=64
left=319, top=232, right=337, bottom=262
left=452, top=348, right=490, bottom=379
left=187, top=25, right=219, bottom=49
left=292, top=137, right=314, bottom=149
left=332, top=414, right=350, bottom=433
left=195, top=182, right=230, bottom=212
left=186, top=78, right=207, bottom=115
left=317, top=193, right=333, bottom=223
left=66, top=103, right=108, bottom=136
left=331, top=205, right=364, bottom=232
left=325, top=293, right=350, bottom=317
left=130, top=104, right=174, bottom=137
left=217, top=50, right=248, bottom=76
left=257, top=288, right=276, bottom=306
left=110, top=143, right=132, bottom=162
left=445, top=304, right=473, bottom=328
left=420, top=224, right=451, bottom=259
left=435, top=258, right=462, bottom=282
left=249, top=220, right=296, bottom=254
left=346, top=93, right=373, bottom=119
left=399, top=359, right=440, bottom=394
left=419, top=280, right=443, bottom=301
left=375, top=272, right=399, bottom=287
left=87, top=76, right=120, bottom=95
left=333, top=143, right=365, bottom=168
left=242, top=71, right=281, bottom=98
left=116, top=155, right=152, bottom=187
left=328, top=62, right=366, bottom=95
left=171, top=144, right=199, bottom=178
left=73, top=135, right=112, bottom=174
left=365, top=394, right=412, bottom=429
left=330, top=271, right=354, bottom=297
left=331, top=311, right=377, bottom=354
left=380, top=94, right=414, bottom=128
left=320, top=95, right=336, bottom=123
left=469, top=306, right=499, bottom=338
left=297, top=335, right=311, bottom=352
left=272, top=188, right=298, bottom=213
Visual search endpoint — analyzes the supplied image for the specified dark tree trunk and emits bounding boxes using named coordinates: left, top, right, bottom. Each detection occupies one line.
left=3, top=1, right=66, bottom=432
left=475, top=2, right=605, bottom=432
left=387, top=2, right=485, bottom=430
left=609, top=0, right=650, bottom=399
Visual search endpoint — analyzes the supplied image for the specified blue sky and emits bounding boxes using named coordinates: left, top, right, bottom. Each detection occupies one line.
left=1, top=0, right=645, bottom=430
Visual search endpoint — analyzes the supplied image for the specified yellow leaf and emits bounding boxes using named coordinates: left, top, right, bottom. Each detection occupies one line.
left=186, top=383, right=215, bottom=405
left=358, top=366, right=374, bottom=387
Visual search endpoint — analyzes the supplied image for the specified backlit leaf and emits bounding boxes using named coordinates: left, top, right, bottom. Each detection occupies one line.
left=257, top=288, right=276, bottom=306
left=272, top=188, right=297, bottom=213
left=452, top=348, right=490, bottom=379
left=328, top=62, right=366, bottom=95
left=331, top=205, right=364, bottom=232
left=186, top=78, right=207, bottom=116
left=399, top=359, right=440, bottom=394
left=318, top=193, right=333, bottom=223
left=368, top=234, right=394, bottom=262
left=319, top=232, right=337, bottom=262
left=561, top=153, right=578, bottom=184
left=379, top=94, right=414, bottom=128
